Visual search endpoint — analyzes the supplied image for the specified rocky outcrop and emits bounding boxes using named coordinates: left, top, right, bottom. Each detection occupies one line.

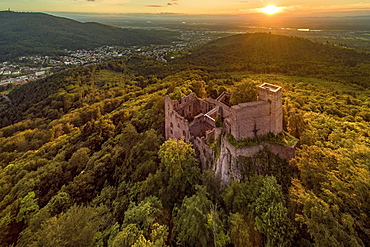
left=211, top=134, right=296, bottom=184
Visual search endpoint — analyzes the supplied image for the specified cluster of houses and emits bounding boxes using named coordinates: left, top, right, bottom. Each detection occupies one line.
left=0, top=63, right=48, bottom=87
left=0, top=30, right=228, bottom=88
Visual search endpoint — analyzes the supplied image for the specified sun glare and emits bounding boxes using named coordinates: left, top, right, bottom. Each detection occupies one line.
left=261, top=6, right=282, bottom=15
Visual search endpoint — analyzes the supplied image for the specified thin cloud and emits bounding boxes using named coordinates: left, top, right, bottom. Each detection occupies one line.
left=169, top=0, right=179, bottom=5
left=148, top=0, right=178, bottom=8
left=147, top=5, right=165, bottom=8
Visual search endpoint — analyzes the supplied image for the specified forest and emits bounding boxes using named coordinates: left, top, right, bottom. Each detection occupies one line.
left=0, top=11, right=178, bottom=61
left=0, top=33, right=369, bottom=246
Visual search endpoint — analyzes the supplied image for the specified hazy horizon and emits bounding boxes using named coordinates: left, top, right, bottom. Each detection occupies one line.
left=1, top=9, right=369, bottom=32
left=41, top=11, right=370, bottom=32
left=2, top=0, right=370, bottom=17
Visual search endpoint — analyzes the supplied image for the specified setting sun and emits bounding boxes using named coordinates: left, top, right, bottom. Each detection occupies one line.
left=261, top=6, right=282, bottom=15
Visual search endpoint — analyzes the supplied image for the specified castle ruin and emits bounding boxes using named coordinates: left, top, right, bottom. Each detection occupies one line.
left=164, top=83, right=295, bottom=183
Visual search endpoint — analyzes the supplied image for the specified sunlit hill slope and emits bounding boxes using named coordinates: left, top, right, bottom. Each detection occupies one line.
left=0, top=33, right=369, bottom=246
left=178, top=33, right=370, bottom=88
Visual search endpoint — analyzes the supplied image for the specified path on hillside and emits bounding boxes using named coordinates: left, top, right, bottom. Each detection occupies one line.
left=1, top=95, right=12, bottom=104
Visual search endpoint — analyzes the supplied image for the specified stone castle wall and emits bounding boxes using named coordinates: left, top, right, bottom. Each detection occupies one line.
left=175, top=93, right=211, bottom=122
left=190, top=115, right=215, bottom=139
left=164, top=95, right=191, bottom=141
left=165, top=93, right=214, bottom=141
left=164, top=83, right=293, bottom=183
left=258, top=83, right=283, bottom=134
left=229, top=101, right=271, bottom=140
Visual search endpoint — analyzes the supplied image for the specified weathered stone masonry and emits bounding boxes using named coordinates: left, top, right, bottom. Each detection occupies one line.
left=165, top=83, right=294, bottom=183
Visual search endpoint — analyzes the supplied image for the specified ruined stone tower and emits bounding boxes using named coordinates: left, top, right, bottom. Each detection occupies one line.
left=258, top=83, right=283, bottom=135
left=165, top=83, right=283, bottom=141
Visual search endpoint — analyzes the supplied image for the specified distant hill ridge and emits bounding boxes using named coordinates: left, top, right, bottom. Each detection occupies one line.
left=0, top=11, right=177, bottom=61
left=176, top=32, right=370, bottom=88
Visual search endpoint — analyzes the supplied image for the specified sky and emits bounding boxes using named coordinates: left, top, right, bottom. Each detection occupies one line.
left=1, top=0, right=370, bottom=16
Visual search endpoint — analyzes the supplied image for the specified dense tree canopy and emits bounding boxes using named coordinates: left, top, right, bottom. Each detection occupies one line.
left=0, top=33, right=369, bottom=246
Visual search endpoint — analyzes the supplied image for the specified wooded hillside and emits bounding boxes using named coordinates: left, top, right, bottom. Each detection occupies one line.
left=0, top=33, right=369, bottom=246
left=178, top=33, right=370, bottom=88
left=0, top=11, right=178, bottom=61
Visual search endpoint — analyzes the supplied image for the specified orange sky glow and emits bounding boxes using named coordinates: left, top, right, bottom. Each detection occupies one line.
left=1, top=0, right=370, bottom=16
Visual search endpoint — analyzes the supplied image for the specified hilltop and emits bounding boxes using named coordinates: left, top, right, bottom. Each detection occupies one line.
left=0, top=11, right=178, bottom=61
left=0, top=33, right=369, bottom=246
left=177, top=32, right=370, bottom=88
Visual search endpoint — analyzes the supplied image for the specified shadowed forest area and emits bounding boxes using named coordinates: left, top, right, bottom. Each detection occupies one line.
left=0, top=11, right=178, bottom=61
left=0, top=33, right=369, bottom=246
